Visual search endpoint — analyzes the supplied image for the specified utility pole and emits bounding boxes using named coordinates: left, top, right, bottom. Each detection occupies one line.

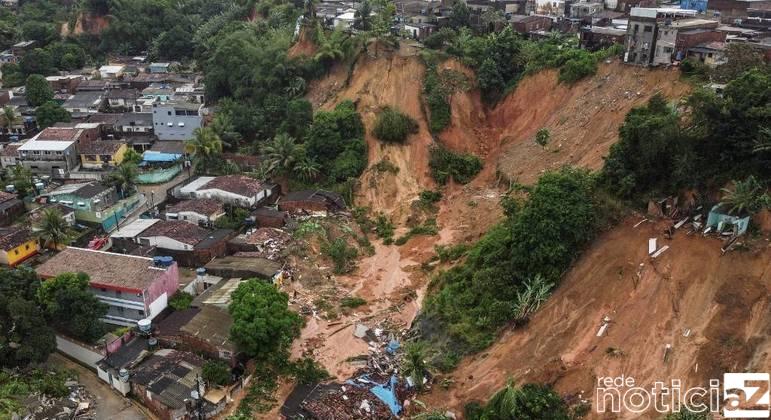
left=194, top=374, right=204, bottom=420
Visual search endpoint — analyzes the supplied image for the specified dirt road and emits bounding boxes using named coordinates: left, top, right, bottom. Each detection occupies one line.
left=48, top=353, right=150, bottom=420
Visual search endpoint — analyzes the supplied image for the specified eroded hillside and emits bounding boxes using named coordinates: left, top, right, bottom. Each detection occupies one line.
left=421, top=218, right=771, bottom=418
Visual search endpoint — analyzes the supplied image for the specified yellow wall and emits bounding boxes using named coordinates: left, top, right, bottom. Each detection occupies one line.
left=2, top=238, right=38, bottom=266
left=80, top=144, right=128, bottom=166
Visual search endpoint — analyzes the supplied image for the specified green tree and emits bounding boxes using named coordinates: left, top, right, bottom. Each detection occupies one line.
left=0, top=106, right=20, bottom=133
left=321, top=237, right=358, bottom=274
left=210, top=113, right=242, bottom=148
left=108, top=163, right=139, bottom=198
left=202, top=360, right=231, bottom=386
left=185, top=127, right=224, bottom=165
left=37, top=272, right=107, bottom=342
left=0, top=268, right=56, bottom=367
left=19, top=48, right=53, bottom=76
left=35, top=101, right=71, bottom=129
left=37, top=207, right=71, bottom=250
left=354, top=0, right=373, bottom=30
left=122, top=148, right=143, bottom=165
left=25, top=74, right=54, bottom=107
left=293, top=158, right=321, bottom=182
left=472, top=383, right=569, bottom=420
left=450, top=0, right=471, bottom=28
left=372, top=107, right=418, bottom=143
left=6, top=165, right=33, bottom=197
left=229, top=280, right=302, bottom=363
left=314, top=24, right=346, bottom=68
left=402, top=342, right=428, bottom=391
left=719, top=176, right=770, bottom=216
left=262, top=132, right=304, bottom=176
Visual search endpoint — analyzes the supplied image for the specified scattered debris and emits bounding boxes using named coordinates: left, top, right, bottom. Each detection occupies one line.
left=651, top=245, right=669, bottom=259
left=22, top=378, right=96, bottom=420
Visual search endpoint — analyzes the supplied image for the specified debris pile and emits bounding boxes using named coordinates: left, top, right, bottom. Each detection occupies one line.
left=285, top=320, right=419, bottom=419
left=231, top=227, right=291, bottom=260
left=23, top=380, right=96, bottom=420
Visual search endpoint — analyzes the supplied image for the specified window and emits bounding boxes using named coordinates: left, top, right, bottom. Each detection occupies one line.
left=14, top=249, right=18, bottom=255
left=117, top=306, right=124, bottom=313
left=24, top=244, right=29, bottom=250
left=178, top=122, right=185, bottom=127
left=643, top=25, right=652, bottom=32
left=138, top=310, right=144, bottom=316
left=167, top=111, right=172, bottom=116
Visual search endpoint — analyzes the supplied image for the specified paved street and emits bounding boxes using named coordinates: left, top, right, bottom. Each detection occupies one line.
left=47, top=353, right=150, bottom=420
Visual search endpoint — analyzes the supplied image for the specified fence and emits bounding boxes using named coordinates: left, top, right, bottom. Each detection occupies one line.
left=137, top=165, right=182, bottom=184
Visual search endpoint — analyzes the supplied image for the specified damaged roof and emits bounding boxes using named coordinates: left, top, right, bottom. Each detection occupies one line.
left=201, top=175, right=265, bottom=197
left=0, top=226, right=32, bottom=250
left=166, top=199, right=224, bottom=217
left=139, top=220, right=212, bottom=246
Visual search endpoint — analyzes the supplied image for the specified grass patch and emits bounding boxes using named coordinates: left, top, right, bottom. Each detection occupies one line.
left=340, top=296, right=367, bottom=308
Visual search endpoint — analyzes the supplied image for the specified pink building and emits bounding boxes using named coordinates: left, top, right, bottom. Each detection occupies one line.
left=37, top=247, right=179, bottom=326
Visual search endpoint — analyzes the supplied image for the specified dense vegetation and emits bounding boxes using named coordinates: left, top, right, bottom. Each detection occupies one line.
left=418, top=168, right=602, bottom=364
left=372, top=106, right=418, bottom=143
left=429, top=145, right=483, bottom=185
left=423, top=27, right=622, bottom=103
left=602, top=68, right=770, bottom=202
left=465, top=383, right=574, bottom=420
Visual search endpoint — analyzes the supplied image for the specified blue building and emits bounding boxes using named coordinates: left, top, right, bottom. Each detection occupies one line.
left=680, top=0, right=707, bottom=13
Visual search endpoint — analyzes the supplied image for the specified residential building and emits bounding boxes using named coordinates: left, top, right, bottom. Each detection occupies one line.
left=0, top=226, right=38, bottom=266
left=134, top=96, right=159, bottom=112
left=37, top=247, right=180, bottom=326
left=11, top=40, right=35, bottom=56
left=570, top=1, right=604, bottom=18
left=204, top=256, right=281, bottom=280
left=62, top=91, right=104, bottom=115
left=404, top=22, right=437, bottom=40
left=17, top=130, right=81, bottom=177
left=624, top=8, right=698, bottom=66
left=176, top=175, right=277, bottom=208
left=117, top=112, right=154, bottom=134
left=686, top=41, right=728, bottom=66
left=580, top=26, right=627, bottom=50
left=29, top=203, right=76, bottom=230
left=278, top=190, right=346, bottom=214
left=156, top=306, right=239, bottom=365
left=148, top=62, right=171, bottom=73
left=141, top=84, right=175, bottom=102
left=110, top=218, right=161, bottom=253
left=248, top=207, right=289, bottom=228
left=173, top=83, right=205, bottom=104
left=652, top=19, right=722, bottom=66
left=130, top=349, right=224, bottom=420
left=43, top=181, right=140, bottom=231
left=510, top=15, right=554, bottom=34
left=165, top=199, right=225, bottom=226
left=79, top=140, right=128, bottom=169
left=152, top=100, right=203, bottom=141
left=76, top=79, right=108, bottom=92
left=99, top=65, right=126, bottom=79
left=46, top=75, right=83, bottom=94
left=0, top=142, right=22, bottom=168
left=106, top=89, right=140, bottom=110
left=134, top=220, right=234, bottom=266
left=0, top=191, right=24, bottom=226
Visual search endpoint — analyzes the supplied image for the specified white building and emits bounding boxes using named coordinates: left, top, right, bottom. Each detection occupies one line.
left=176, top=175, right=276, bottom=208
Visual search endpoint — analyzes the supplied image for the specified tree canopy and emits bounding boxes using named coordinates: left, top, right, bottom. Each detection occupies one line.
left=37, top=272, right=107, bottom=342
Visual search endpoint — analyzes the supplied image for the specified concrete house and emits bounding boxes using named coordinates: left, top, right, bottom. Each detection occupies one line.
left=278, top=190, right=346, bottom=214
left=165, top=199, right=225, bottom=226
left=152, top=100, right=203, bottom=141
left=106, top=88, right=140, bottom=109
left=62, top=91, right=105, bottom=115
left=79, top=140, right=128, bottom=169
left=176, top=175, right=277, bottom=208
left=624, top=8, right=698, bottom=66
left=0, top=191, right=24, bottom=226
left=17, top=129, right=82, bottom=177
left=98, top=64, right=126, bottom=79
left=148, top=62, right=171, bottom=73
left=36, top=247, right=180, bottom=326
left=0, top=226, right=38, bottom=266
left=706, top=204, right=750, bottom=236
left=115, top=219, right=235, bottom=266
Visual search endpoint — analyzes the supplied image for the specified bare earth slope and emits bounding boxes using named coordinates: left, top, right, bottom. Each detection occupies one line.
left=422, top=219, right=771, bottom=418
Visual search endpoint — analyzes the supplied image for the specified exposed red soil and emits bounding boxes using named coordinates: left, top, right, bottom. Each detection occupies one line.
left=61, top=13, right=110, bottom=37
left=421, top=219, right=771, bottom=418
left=287, top=27, right=318, bottom=59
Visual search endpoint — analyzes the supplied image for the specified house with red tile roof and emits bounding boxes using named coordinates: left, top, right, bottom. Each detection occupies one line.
left=36, top=247, right=179, bottom=326
left=176, top=175, right=278, bottom=208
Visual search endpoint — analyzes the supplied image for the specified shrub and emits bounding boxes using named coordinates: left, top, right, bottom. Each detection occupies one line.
left=535, top=128, right=550, bottom=147
left=322, top=237, right=359, bottom=274
left=429, top=146, right=482, bottom=184
left=419, top=190, right=443, bottom=204
left=202, top=360, right=231, bottom=386
left=559, top=51, right=598, bottom=83
left=169, top=292, right=194, bottom=311
left=372, top=107, right=418, bottom=143
left=340, top=296, right=367, bottom=308
left=374, top=213, right=395, bottom=243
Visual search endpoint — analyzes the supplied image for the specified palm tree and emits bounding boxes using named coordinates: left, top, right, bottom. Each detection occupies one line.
left=0, top=106, right=20, bottom=133
left=185, top=127, right=224, bottom=161
left=752, top=126, right=771, bottom=154
left=38, top=208, right=71, bottom=250
left=719, top=176, right=771, bottom=216
left=314, top=24, right=345, bottom=67
left=261, top=133, right=304, bottom=175
left=108, top=163, right=139, bottom=198
left=402, top=342, right=428, bottom=391
left=293, top=157, right=321, bottom=182
left=209, top=114, right=240, bottom=148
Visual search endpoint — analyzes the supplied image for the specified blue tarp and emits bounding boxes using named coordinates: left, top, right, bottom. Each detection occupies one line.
left=347, top=374, right=402, bottom=416
left=386, top=340, right=400, bottom=354
left=142, top=151, right=182, bottom=162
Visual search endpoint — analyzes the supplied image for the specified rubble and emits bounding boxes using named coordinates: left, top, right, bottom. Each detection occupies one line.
left=22, top=380, right=96, bottom=419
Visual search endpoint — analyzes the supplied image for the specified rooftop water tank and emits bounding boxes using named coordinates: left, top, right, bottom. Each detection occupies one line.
left=137, top=318, right=151, bottom=334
